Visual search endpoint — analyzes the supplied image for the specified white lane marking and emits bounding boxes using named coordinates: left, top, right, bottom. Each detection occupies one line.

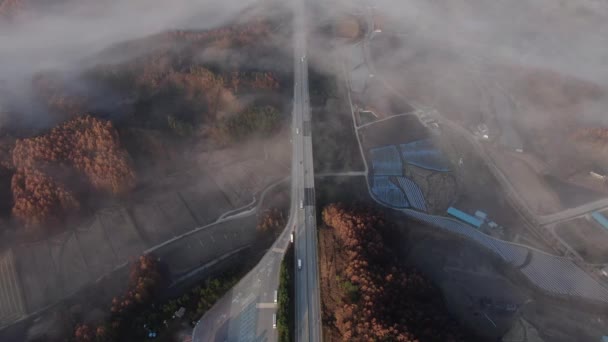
left=256, top=303, right=278, bottom=309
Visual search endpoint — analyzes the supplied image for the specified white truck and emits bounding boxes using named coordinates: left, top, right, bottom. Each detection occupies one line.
left=297, top=259, right=302, bottom=270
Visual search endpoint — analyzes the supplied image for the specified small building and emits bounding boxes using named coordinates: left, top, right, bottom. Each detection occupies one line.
left=592, top=212, right=608, bottom=231
left=474, top=210, right=488, bottom=221
left=174, top=307, right=186, bottom=319
left=447, top=207, right=483, bottom=228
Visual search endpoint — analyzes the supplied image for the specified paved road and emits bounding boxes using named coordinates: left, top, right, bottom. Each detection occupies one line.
left=293, top=0, right=322, bottom=340
left=537, top=198, right=608, bottom=226
left=190, top=117, right=298, bottom=342
left=191, top=0, right=322, bottom=340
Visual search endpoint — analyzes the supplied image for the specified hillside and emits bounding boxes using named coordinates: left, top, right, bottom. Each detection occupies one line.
left=0, top=13, right=292, bottom=238
left=319, top=203, right=476, bottom=341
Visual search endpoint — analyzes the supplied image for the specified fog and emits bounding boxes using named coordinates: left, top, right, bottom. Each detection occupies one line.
left=364, top=0, right=608, bottom=86
left=0, top=0, right=261, bottom=85
left=1, top=0, right=608, bottom=341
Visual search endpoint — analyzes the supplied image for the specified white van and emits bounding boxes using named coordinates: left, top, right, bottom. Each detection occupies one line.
left=297, top=259, right=302, bottom=270
left=299, top=200, right=303, bottom=209
left=272, top=313, right=277, bottom=329
left=274, top=290, right=278, bottom=303
left=290, top=232, right=294, bottom=243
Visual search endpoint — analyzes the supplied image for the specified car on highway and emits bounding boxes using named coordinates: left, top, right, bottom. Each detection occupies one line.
left=297, top=259, right=302, bottom=270
left=273, top=313, right=277, bottom=329
left=296, top=127, right=299, bottom=134
left=274, top=290, right=278, bottom=303
left=290, top=231, right=294, bottom=243
left=300, top=200, right=303, bottom=209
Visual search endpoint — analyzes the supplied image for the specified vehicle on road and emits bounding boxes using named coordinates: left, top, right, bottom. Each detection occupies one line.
left=301, top=55, right=306, bottom=62
left=273, top=313, right=277, bottom=329
left=296, top=127, right=300, bottom=134
left=290, top=231, right=294, bottom=243
left=274, top=290, right=278, bottom=303
left=300, top=200, right=303, bottom=209
left=297, top=259, right=302, bottom=270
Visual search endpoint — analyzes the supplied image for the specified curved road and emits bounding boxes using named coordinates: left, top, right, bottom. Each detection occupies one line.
left=192, top=0, right=322, bottom=340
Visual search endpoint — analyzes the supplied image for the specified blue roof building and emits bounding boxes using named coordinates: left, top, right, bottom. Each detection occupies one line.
left=592, top=212, right=608, bottom=231
left=447, top=207, right=483, bottom=228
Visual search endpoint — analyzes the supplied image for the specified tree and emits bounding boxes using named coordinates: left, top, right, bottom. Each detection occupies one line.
left=213, top=105, right=282, bottom=144
left=256, top=208, right=285, bottom=235
left=321, top=203, right=474, bottom=341
left=11, top=115, right=136, bottom=229
left=167, top=115, right=195, bottom=137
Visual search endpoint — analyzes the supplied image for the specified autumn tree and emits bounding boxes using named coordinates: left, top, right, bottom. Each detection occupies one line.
left=73, top=324, right=94, bottom=342
left=11, top=115, right=136, bottom=229
left=322, top=203, right=474, bottom=342
left=11, top=169, right=79, bottom=229
left=257, top=208, right=286, bottom=234
left=111, top=254, right=163, bottom=315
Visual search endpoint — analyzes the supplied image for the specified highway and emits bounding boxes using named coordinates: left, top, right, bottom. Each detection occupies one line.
left=191, top=0, right=322, bottom=340
left=293, top=0, right=322, bottom=340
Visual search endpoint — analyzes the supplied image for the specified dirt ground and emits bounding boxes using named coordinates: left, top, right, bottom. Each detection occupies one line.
left=554, top=218, right=608, bottom=264
left=405, top=164, right=457, bottom=214
left=486, top=145, right=563, bottom=216
left=521, top=299, right=608, bottom=342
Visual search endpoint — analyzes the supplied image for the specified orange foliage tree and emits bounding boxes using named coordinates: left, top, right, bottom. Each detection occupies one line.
left=322, top=203, right=473, bottom=342
left=11, top=169, right=79, bottom=228
left=11, top=115, right=135, bottom=228
left=74, top=255, right=162, bottom=342
left=111, top=254, right=163, bottom=315
left=256, top=208, right=285, bottom=234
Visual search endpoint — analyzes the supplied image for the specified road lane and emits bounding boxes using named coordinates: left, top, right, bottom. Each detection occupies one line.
left=192, top=0, right=323, bottom=340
